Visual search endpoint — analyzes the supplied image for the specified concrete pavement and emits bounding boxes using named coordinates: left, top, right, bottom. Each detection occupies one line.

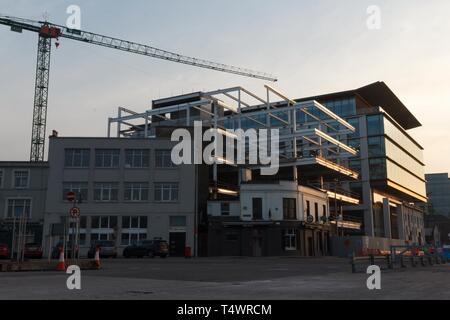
left=0, top=257, right=449, bottom=300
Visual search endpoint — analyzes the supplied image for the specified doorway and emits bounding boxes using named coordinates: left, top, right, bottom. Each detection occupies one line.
left=169, top=232, right=186, bottom=257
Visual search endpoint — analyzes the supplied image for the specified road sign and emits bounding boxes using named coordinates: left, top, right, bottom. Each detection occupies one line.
left=69, top=206, right=81, bottom=218
left=66, top=191, right=76, bottom=202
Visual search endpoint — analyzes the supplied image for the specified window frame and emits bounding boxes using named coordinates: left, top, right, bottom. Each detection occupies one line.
left=62, top=182, right=89, bottom=202
left=12, top=169, right=30, bottom=189
left=125, top=149, right=150, bottom=168
left=93, top=182, right=119, bottom=202
left=64, top=148, right=90, bottom=168
left=124, top=182, right=149, bottom=202
left=6, top=198, right=32, bottom=219
left=284, top=229, right=297, bottom=251
left=155, top=149, right=176, bottom=168
left=95, top=149, right=120, bottom=168
left=154, top=182, right=179, bottom=202
left=220, top=202, right=230, bottom=216
left=282, top=198, right=297, bottom=220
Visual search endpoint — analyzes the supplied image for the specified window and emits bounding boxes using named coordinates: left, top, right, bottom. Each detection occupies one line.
left=94, top=183, right=119, bottom=201
left=155, top=149, right=176, bottom=168
left=79, top=216, right=87, bottom=229
left=95, top=149, right=120, bottom=168
left=369, top=158, right=386, bottom=180
left=124, top=182, right=149, bottom=201
left=347, top=118, right=360, bottom=139
left=79, top=234, right=86, bottom=246
left=366, top=114, right=383, bottom=136
left=220, top=202, right=230, bottom=216
left=322, top=205, right=327, bottom=219
left=63, top=182, right=88, bottom=201
left=91, top=216, right=118, bottom=229
left=283, top=198, right=296, bottom=220
left=14, top=170, right=29, bottom=189
left=7, top=199, right=31, bottom=218
left=125, top=149, right=150, bottom=168
left=284, top=229, right=297, bottom=250
left=306, top=200, right=311, bottom=216
left=122, top=216, right=148, bottom=229
left=252, top=198, right=263, bottom=220
left=65, top=149, right=90, bottom=168
left=368, top=136, right=385, bottom=157
left=154, top=183, right=178, bottom=201
left=121, top=232, right=147, bottom=245
left=314, top=202, right=319, bottom=223
left=121, top=216, right=148, bottom=245
left=90, top=233, right=112, bottom=243
left=170, top=216, right=186, bottom=227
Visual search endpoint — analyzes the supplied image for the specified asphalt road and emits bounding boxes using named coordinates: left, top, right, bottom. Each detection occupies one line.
left=0, top=256, right=449, bottom=300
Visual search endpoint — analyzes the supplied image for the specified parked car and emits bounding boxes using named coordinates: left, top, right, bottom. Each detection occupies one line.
left=87, top=240, right=117, bottom=258
left=123, top=238, right=169, bottom=258
left=24, top=243, right=43, bottom=259
left=0, top=243, right=10, bottom=259
left=51, top=242, right=79, bottom=259
left=146, top=238, right=169, bottom=258
left=442, top=245, right=450, bottom=262
left=123, top=241, right=148, bottom=258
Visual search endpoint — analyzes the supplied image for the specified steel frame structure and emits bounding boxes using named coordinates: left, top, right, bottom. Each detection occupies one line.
left=109, top=85, right=360, bottom=201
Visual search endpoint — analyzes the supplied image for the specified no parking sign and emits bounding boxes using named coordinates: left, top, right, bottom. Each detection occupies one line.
left=69, top=206, right=81, bottom=218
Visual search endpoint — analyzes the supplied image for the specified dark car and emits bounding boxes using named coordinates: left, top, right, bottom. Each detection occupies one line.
left=143, top=238, right=169, bottom=258
left=123, top=239, right=168, bottom=258
left=87, top=240, right=117, bottom=258
left=24, top=243, right=43, bottom=259
left=0, top=243, right=10, bottom=259
left=51, top=242, right=79, bottom=259
left=122, top=241, right=148, bottom=258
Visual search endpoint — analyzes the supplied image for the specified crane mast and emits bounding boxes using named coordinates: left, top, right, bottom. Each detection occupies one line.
left=0, top=15, right=277, bottom=161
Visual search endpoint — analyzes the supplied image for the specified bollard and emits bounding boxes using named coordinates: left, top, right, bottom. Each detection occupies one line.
left=400, top=255, right=406, bottom=268
left=420, top=256, right=426, bottom=267
left=386, top=255, right=393, bottom=269
left=411, top=256, right=417, bottom=267
left=351, top=253, right=356, bottom=273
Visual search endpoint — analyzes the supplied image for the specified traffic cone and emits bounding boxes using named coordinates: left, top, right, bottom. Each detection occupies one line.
left=93, top=246, right=101, bottom=269
left=56, top=248, right=65, bottom=271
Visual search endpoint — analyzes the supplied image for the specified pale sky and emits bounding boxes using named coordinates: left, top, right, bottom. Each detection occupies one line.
left=1, top=0, right=450, bottom=174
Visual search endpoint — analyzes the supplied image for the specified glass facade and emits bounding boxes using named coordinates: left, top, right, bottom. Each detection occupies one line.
left=383, top=116, right=424, bottom=163
left=364, top=113, right=426, bottom=199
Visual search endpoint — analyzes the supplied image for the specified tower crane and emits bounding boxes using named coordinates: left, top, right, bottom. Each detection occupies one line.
left=0, top=15, right=277, bottom=162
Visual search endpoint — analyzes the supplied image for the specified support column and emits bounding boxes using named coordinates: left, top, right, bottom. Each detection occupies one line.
left=383, top=198, right=392, bottom=239
left=397, top=204, right=405, bottom=240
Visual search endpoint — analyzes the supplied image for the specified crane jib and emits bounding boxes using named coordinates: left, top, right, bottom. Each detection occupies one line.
left=0, top=13, right=278, bottom=162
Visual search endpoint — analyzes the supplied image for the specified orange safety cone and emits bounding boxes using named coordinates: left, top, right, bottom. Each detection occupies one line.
left=93, top=246, right=101, bottom=269
left=56, top=248, right=66, bottom=271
